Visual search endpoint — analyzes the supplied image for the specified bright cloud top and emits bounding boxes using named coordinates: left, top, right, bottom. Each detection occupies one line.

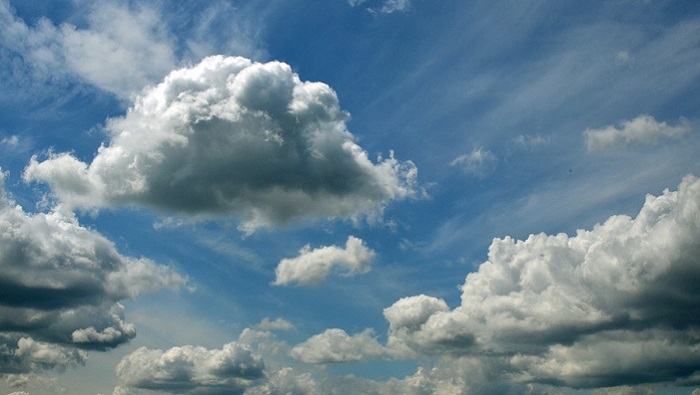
left=584, top=114, right=691, bottom=152
left=274, top=236, right=375, bottom=286
left=24, top=55, right=418, bottom=232
left=0, top=171, right=186, bottom=375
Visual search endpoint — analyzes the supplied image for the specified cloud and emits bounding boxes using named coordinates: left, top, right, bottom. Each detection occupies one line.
left=24, top=56, right=418, bottom=232
left=377, top=174, right=700, bottom=387
left=0, top=170, right=186, bottom=373
left=449, top=147, right=497, bottom=177
left=289, top=328, right=385, bottom=364
left=256, top=318, right=295, bottom=332
left=273, top=236, right=375, bottom=286
left=584, top=114, right=691, bottom=152
left=0, top=0, right=264, bottom=101
left=243, top=367, right=318, bottom=395
left=116, top=342, right=265, bottom=395
left=0, top=0, right=176, bottom=99
left=0, top=336, right=87, bottom=374
left=349, top=0, right=411, bottom=14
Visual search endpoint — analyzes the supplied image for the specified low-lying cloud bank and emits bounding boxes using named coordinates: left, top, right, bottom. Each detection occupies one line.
left=24, top=55, right=418, bottom=232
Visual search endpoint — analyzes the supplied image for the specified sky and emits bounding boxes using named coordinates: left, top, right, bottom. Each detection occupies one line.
left=0, top=0, right=699, bottom=394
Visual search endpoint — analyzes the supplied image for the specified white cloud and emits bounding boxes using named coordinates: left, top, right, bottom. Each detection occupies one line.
left=243, top=367, right=318, bottom=395
left=584, top=114, right=691, bottom=152
left=449, top=147, right=497, bottom=177
left=0, top=170, right=186, bottom=373
left=0, top=0, right=176, bottom=99
left=508, top=134, right=550, bottom=151
left=273, top=236, right=375, bottom=286
left=256, top=318, right=295, bottom=332
left=24, top=56, right=419, bottom=232
left=1, top=135, right=18, bottom=146
left=377, top=174, right=700, bottom=387
left=116, top=342, right=265, bottom=395
left=349, top=0, right=411, bottom=14
left=289, top=328, right=385, bottom=364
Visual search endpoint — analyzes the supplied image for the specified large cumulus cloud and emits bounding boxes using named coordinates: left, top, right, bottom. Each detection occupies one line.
left=0, top=171, right=186, bottom=374
left=24, top=55, right=418, bottom=232
left=291, top=174, right=700, bottom=390
left=380, top=174, right=700, bottom=387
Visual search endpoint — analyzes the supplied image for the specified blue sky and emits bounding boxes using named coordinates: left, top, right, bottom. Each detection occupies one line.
left=1, top=0, right=700, bottom=394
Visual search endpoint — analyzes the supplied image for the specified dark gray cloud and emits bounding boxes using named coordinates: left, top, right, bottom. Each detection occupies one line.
left=0, top=171, right=186, bottom=373
left=24, top=56, right=419, bottom=232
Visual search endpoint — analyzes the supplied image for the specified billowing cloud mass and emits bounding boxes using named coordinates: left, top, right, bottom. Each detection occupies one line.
left=449, top=147, right=497, bottom=177
left=584, top=114, right=691, bottom=152
left=24, top=56, right=418, bottom=232
left=289, top=328, right=385, bottom=364
left=273, top=236, right=375, bottom=286
left=0, top=171, right=186, bottom=374
left=292, top=174, right=700, bottom=389
left=116, top=342, right=265, bottom=395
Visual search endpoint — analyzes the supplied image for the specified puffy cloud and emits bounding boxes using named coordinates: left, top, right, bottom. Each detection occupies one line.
left=379, top=174, right=700, bottom=387
left=289, top=328, right=385, bottom=364
left=0, top=171, right=186, bottom=373
left=24, top=56, right=418, bottom=232
left=0, top=336, right=86, bottom=374
left=449, top=147, right=497, bottom=177
left=116, top=342, right=265, bottom=395
left=584, top=114, right=691, bottom=152
left=273, top=236, right=375, bottom=286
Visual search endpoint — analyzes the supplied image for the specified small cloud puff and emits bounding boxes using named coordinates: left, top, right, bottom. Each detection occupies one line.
left=449, top=147, right=497, bottom=177
left=24, top=56, right=419, bottom=232
left=349, top=0, right=411, bottom=14
left=273, top=236, right=375, bottom=286
left=584, top=114, right=691, bottom=152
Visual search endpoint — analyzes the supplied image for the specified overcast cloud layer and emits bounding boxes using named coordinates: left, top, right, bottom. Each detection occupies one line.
left=24, top=55, right=418, bottom=232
